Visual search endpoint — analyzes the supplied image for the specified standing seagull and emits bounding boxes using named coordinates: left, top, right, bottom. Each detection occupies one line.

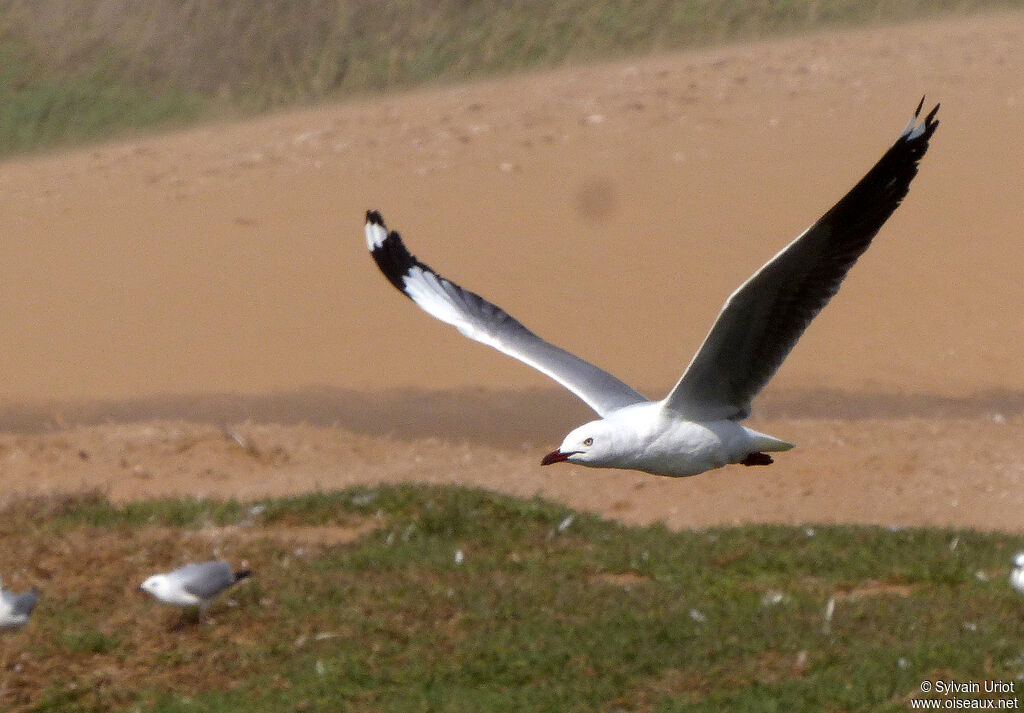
left=138, top=560, right=251, bottom=613
left=365, top=100, right=939, bottom=477
left=0, top=575, right=40, bottom=631
left=1010, top=553, right=1024, bottom=597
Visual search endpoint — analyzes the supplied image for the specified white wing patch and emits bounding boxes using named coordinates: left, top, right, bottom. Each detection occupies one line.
left=364, top=211, right=648, bottom=416
left=365, top=220, right=388, bottom=250
left=402, top=266, right=480, bottom=338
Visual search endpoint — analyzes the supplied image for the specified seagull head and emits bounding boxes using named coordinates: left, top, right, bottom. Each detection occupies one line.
left=542, top=420, right=619, bottom=468
left=138, top=574, right=169, bottom=601
left=1014, top=552, right=1024, bottom=570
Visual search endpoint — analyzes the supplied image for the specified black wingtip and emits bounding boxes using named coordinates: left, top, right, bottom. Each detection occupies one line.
left=234, top=569, right=252, bottom=581
left=915, top=95, right=925, bottom=116
left=366, top=211, right=420, bottom=294
left=920, top=102, right=940, bottom=141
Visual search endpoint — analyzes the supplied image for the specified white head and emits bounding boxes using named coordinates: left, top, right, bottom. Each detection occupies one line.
left=138, top=574, right=172, bottom=602
left=541, top=419, right=623, bottom=469
left=1013, top=552, right=1024, bottom=570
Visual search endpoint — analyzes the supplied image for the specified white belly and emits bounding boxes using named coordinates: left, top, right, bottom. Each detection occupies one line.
left=634, top=419, right=755, bottom=477
left=559, top=402, right=793, bottom=478
left=1011, top=568, right=1024, bottom=596
left=0, top=606, right=27, bottom=629
left=599, top=403, right=789, bottom=477
left=159, top=589, right=204, bottom=607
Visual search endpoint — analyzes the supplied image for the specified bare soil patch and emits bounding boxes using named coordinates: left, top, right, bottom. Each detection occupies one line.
left=2, top=13, right=1024, bottom=532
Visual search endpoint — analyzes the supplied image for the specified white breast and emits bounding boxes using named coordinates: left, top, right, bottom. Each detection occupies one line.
left=604, top=404, right=757, bottom=477
left=1011, top=568, right=1024, bottom=596
left=155, top=584, right=203, bottom=607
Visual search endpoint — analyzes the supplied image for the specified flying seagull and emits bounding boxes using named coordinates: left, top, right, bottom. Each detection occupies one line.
left=366, top=99, right=939, bottom=477
left=138, top=560, right=251, bottom=612
left=0, top=574, right=40, bottom=631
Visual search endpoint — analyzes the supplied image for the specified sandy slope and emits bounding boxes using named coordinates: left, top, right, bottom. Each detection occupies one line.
left=2, top=413, right=1021, bottom=531
left=1, top=12, right=1024, bottom=530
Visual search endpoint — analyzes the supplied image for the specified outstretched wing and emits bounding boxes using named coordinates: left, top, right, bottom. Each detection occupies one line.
left=665, top=99, right=940, bottom=420
left=365, top=211, right=648, bottom=417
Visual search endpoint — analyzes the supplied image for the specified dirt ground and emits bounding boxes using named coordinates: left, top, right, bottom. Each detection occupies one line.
left=1, top=12, right=1023, bottom=530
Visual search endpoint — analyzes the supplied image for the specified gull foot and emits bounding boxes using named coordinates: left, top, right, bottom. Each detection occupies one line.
left=740, top=452, right=773, bottom=467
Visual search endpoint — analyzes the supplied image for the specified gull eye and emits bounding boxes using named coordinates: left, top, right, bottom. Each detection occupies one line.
left=583, top=437, right=594, bottom=447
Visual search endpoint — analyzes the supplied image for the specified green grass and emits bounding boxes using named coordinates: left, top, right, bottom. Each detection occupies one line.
left=0, top=0, right=1019, bottom=156
left=2, top=485, right=1023, bottom=712
left=0, top=41, right=203, bottom=155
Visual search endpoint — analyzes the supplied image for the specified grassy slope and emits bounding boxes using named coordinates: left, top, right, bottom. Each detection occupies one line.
left=0, top=42, right=202, bottom=155
left=0, top=0, right=1019, bottom=156
left=1, top=485, right=1022, bottom=712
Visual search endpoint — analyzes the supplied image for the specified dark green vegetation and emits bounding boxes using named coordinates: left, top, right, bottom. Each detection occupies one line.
left=0, top=0, right=1018, bottom=155
left=1, top=485, right=1022, bottom=711
left=0, top=41, right=202, bottom=156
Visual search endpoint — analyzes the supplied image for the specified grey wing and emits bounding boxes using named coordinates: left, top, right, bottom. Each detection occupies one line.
left=10, top=590, right=39, bottom=616
left=365, top=211, right=648, bottom=417
left=0, top=587, right=38, bottom=617
left=665, top=100, right=940, bottom=420
left=177, top=561, right=236, bottom=600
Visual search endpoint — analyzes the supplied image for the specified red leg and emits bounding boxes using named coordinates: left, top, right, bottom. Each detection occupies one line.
left=740, top=452, right=774, bottom=467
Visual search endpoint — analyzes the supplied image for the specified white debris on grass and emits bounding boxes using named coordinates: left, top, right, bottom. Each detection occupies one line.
left=822, top=596, right=836, bottom=633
